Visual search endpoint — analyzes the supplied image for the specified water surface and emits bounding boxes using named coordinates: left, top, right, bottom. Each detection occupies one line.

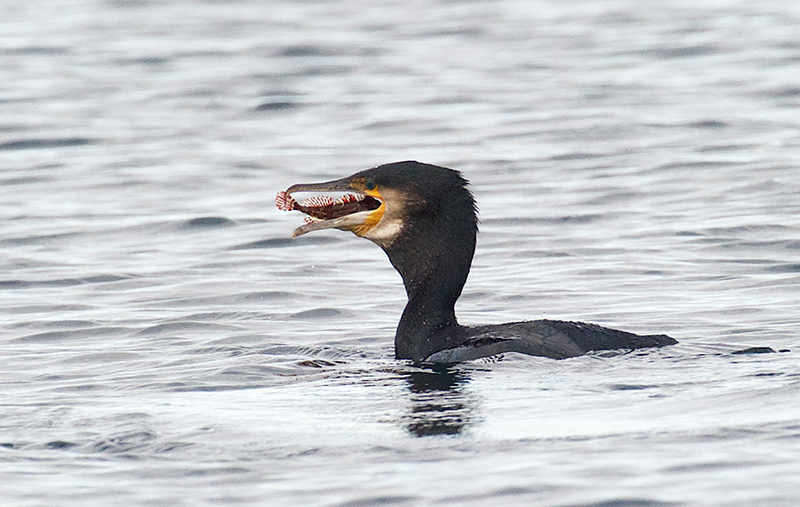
left=2, top=0, right=800, bottom=505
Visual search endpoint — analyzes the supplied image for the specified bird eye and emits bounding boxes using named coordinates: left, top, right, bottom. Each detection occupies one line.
left=365, top=178, right=376, bottom=191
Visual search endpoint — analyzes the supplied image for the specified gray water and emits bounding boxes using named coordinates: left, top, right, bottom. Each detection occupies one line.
left=2, top=0, right=800, bottom=505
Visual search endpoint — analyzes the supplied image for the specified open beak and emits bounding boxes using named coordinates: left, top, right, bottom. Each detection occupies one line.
left=277, top=177, right=383, bottom=238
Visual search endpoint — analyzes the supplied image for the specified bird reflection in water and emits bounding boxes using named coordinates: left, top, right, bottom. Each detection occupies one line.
left=401, top=365, right=476, bottom=437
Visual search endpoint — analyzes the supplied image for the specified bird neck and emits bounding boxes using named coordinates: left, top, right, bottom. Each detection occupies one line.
left=382, top=214, right=476, bottom=361
left=394, top=285, right=467, bottom=361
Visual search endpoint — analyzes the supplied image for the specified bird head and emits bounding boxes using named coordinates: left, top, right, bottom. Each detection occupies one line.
left=277, top=161, right=477, bottom=249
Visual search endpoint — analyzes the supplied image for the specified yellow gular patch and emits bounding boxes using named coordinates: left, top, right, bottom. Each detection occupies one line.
left=352, top=189, right=385, bottom=236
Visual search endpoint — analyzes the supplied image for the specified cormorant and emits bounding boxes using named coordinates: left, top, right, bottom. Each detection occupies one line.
left=276, top=161, right=677, bottom=362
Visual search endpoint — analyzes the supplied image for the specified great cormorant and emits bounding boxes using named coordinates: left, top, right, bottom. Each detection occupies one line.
left=276, top=161, right=677, bottom=362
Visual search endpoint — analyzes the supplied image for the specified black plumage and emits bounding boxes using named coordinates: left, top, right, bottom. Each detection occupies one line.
left=281, top=161, right=677, bottom=362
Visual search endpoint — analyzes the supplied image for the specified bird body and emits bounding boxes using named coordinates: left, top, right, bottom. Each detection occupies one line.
left=277, top=161, right=677, bottom=362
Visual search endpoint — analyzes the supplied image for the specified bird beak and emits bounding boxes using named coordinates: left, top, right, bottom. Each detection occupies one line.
left=285, top=176, right=353, bottom=195
left=279, top=177, right=383, bottom=238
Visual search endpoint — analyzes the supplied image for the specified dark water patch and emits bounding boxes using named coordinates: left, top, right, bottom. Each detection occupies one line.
left=286, top=64, right=355, bottom=78
left=180, top=216, right=237, bottom=229
left=511, top=249, right=572, bottom=258
left=608, top=383, right=656, bottom=391
left=54, top=383, right=99, bottom=392
left=554, top=214, right=604, bottom=224
left=276, top=44, right=332, bottom=57
left=358, top=119, right=417, bottom=131
left=564, top=246, right=628, bottom=257
left=423, top=95, right=480, bottom=106
left=136, top=321, right=238, bottom=336
left=0, top=279, right=29, bottom=289
left=89, top=431, right=157, bottom=454
left=41, top=320, right=100, bottom=329
left=116, top=56, right=171, bottom=66
left=0, top=176, right=48, bottom=185
left=732, top=347, right=777, bottom=355
left=721, top=326, right=763, bottom=335
left=585, top=190, right=645, bottom=206
left=181, top=311, right=265, bottom=323
left=0, top=274, right=128, bottom=289
left=690, top=225, right=799, bottom=239
left=232, top=235, right=341, bottom=249
left=665, top=455, right=763, bottom=472
left=750, top=372, right=784, bottom=377
left=185, top=466, right=251, bottom=477
left=30, top=278, right=84, bottom=288
left=0, top=138, right=95, bottom=151
left=576, top=500, right=679, bottom=507
left=171, top=382, right=276, bottom=393
left=696, top=143, right=759, bottom=153
left=155, top=441, right=194, bottom=454
left=485, top=214, right=604, bottom=226
left=255, top=100, right=299, bottom=112
left=289, top=308, right=342, bottom=319
left=4, top=304, right=93, bottom=314
left=548, top=152, right=605, bottom=161
left=445, top=486, right=545, bottom=503
left=458, top=291, right=491, bottom=301
left=4, top=46, right=69, bottom=55
left=232, top=237, right=293, bottom=249
left=187, top=344, right=249, bottom=356
left=687, top=120, right=727, bottom=129
left=574, top=267, right=665, bottom=277
left=650, top=160, right=733, bottom=172
left=419, top=26, right=486, bottom=38
left=61, top=351, right=142, bottom=364
left=297, top=359, right=338, bottom=368
left=646, top=44, right=717, bottom=59
left=698, top=241, right=800, bottom=254
left=764, top=263, right=800, bottom=273
left=0, top=232, right=79, bottom=247
left=241, top=291, right=296, bottom=302
left=202, top=334, right=272, bottom=347
left=332, top=495, right=419, bottom=507
left=44, top=440, right=78, bottom=450
left=85, top=274, right=130, bottom=284
left=259, top=344, right=360, bottom=360
left=36, top=373, right=93, bottom=382
left=771, top=87, right=800, bottom=98
left=12, top=326, right=131, bottom=344
left=153, top=292, right=296, bottom=309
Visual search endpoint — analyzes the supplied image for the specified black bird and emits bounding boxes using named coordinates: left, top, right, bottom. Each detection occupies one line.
left=277, top=161, right=677, bottom=362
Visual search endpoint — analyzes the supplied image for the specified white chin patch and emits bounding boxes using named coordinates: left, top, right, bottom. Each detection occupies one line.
left=365, top=218, right=402, bottom=245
